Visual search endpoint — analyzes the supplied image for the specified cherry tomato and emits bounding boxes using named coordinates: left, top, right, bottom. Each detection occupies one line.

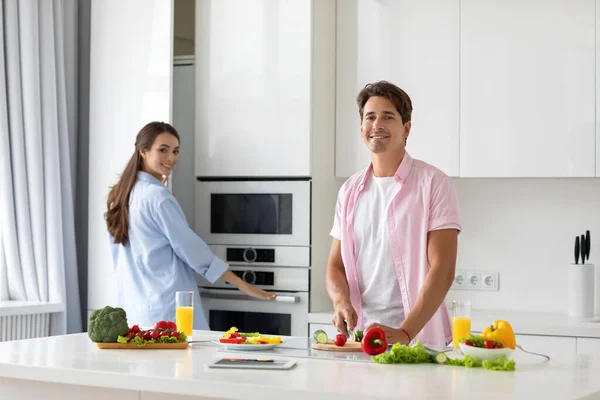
left=149, top=330, right=160, bottom=340
left=464, top=340, right=473, bottom=347
left=334, top=334, right=347, bottom=347
left=130, top=325, right=141, bottom=334
left=169, top=331, right=180, bottom=340
left=484, top=340, right=495, bottom=349
left=495, top=343, right=504, bottom=348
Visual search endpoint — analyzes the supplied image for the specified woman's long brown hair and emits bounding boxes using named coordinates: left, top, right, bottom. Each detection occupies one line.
left=106, top=121, right=180, bottom=245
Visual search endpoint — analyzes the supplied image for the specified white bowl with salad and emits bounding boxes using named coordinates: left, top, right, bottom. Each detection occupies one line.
left=458, top=334, right=514, bottom=361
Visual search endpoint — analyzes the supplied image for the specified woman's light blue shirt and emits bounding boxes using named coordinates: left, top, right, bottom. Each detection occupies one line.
left=109, top=171, right=228, bottom=329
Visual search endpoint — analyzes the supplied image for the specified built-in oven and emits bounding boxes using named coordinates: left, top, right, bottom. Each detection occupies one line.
left=194, top=180, right=311, bottom=337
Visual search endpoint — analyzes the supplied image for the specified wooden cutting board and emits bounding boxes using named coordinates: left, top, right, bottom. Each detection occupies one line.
left=311, top=341, right=363, bottom=352
left=96, top=342, right=188, bottom=350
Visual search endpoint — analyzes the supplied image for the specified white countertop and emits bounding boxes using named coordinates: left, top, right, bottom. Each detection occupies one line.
left=1, top=332, right=600, bottom=399
left=309, top=309, right=600, bottom=338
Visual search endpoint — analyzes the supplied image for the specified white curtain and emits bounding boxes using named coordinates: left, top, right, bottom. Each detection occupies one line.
left=0, top=0, right=81, bottom=334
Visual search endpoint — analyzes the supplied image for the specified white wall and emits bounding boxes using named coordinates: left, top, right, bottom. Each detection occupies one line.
left=310, top=177, right=600, bottom=313
left=87, top=0, right=174, bottom=313
left=447, top=178, right=600, bottom=313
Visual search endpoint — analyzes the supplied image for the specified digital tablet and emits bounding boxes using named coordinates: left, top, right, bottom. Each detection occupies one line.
left=207, top=357, right=297, bottom=370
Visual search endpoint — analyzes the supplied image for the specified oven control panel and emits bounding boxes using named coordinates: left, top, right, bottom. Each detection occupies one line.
left=226, top=247, right=275, bottom=263
left=231, top=270, right=274, bottom=286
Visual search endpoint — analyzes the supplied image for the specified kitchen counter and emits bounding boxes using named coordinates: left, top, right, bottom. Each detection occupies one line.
left=1, top=332, right=600, bottom=399
left=309, top=309, right=600, bottom=338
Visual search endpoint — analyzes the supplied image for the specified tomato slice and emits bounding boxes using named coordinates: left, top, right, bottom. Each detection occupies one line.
left=219, top=337, right=246, bottom=344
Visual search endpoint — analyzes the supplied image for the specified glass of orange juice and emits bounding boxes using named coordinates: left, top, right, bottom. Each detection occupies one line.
left=452, top=300, right=471, bottom=350
left=176, top=291, right=194, bottom=340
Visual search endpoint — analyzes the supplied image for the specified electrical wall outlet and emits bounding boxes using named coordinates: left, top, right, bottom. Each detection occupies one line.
left=466, top=271, right=481, bottom=289
left=451, top=270, right=500, bottom=291
left=452, top=271, right=467, bottom=289
left=481, top=272, right=499, bottom=291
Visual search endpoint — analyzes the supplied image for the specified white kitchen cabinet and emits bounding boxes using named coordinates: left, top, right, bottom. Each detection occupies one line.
left=172, top=58, right=196, bottom=224
left=194, top=0, right=311, bottom=177
left=335, top=0, right=460, bottom=178
left=515, top=334, right=576, bottom=361
left=460, top=0, right=595, bottom=177
left=577, top=337, right=600, bottom=355
left=309, top=323, right=339, bottom=340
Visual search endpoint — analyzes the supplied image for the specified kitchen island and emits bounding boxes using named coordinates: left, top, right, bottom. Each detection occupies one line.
left=0, top=331, right=599, bottom=400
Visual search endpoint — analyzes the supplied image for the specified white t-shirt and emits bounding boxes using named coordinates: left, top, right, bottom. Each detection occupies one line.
left=331, top=171, right=459, bottom=328
left=353, top=173, right=404, bottom=328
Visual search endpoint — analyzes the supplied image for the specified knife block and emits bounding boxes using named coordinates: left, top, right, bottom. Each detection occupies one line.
left=568, top=263, right=595, bottom=318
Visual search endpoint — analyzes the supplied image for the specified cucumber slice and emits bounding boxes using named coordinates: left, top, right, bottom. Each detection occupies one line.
left=313, top=330, right=329, bottom=344
left=434, top=352, right=448, bottom=364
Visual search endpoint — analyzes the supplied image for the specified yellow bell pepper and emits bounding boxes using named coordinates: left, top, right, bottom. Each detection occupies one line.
left=481, top=320, right=516, bottom=349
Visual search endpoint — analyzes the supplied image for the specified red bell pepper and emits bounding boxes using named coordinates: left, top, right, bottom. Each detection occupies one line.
left=361, top=327, right=388, bottom=355
left=219, top=337, right=247, bottom=344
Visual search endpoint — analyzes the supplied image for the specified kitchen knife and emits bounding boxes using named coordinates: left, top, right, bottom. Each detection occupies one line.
left=585, top=230, right=591, bottom=261
left=575, top=236, right=580, bottom=264
left=581, top=234, right=586, bottom=264
left=343, top=320, right=354, bottom=339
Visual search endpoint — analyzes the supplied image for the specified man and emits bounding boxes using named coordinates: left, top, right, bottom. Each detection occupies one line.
left=326, top=81, right=461, bottom=347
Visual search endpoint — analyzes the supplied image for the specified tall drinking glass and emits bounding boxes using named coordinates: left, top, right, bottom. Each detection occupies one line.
left=452, top=300, right=472, bottom=349
left=176, top=291, right=194, bottom=340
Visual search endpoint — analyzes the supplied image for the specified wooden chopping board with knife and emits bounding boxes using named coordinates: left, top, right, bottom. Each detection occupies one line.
left=311, top=340, right=362, bottom=352
left=311, top=328, right=364, bottom=352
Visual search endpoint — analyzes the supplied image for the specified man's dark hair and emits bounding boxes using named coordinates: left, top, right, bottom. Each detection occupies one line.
left=356, top=81, right=413, bottom=124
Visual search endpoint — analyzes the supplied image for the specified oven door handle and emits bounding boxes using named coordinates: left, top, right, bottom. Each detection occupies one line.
left=201, top=292, right=300, bottom=304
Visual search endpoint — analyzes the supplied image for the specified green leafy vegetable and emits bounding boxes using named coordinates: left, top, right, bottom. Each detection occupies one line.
left=240, top=332, right=261, bottom=337
left=88, top=306, right=129, bottom=343
left=370, top=340, right=516, bottom=371
left=116, top=331, right=188, bottom=348
left=372, top=341, right=432, bottom=364
left=482, top=355, right=515, bottom=371
left=442, top=355, right=515, bottom=371
left=461, top=333, right=486, bottom=347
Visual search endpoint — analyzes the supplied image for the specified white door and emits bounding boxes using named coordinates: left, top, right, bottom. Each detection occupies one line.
left=172, top=58, right=196, bottom=225
left=460, top=0, right=595, bottom=177
left=87, top=0, right=174, bottom=312
left=194, top=0, right=311, bottom=177
left=335, top=0, right=460, bottom=178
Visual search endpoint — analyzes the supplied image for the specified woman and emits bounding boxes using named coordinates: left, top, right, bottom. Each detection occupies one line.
left=106, top=121, right=275, bottom=329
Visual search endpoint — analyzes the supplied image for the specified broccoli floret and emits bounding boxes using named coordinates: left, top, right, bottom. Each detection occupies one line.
left=88, top=306, right=129, bottom=343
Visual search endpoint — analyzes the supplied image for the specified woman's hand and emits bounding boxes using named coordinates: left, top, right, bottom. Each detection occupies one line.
left=364, top=323, right=411, bottom=345
left=220, top=270, right=276, bottom=300
left=238, top=282, right=277, bottom=300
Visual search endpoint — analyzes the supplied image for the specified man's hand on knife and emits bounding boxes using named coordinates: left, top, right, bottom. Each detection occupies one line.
left=332, top=300, right=358, bottom=337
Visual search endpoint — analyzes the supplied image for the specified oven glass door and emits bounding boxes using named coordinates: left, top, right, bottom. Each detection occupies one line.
left=200, top=290, right=309, bottom=337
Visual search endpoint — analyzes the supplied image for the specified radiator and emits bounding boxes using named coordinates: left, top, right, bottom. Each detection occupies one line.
left=0, top=313, right=50, bottom=341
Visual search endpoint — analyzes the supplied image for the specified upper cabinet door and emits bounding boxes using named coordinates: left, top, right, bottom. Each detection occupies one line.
left=460, top=0, right=595, bottom=177
left=336, top=0, right=460, bottom=178
left=195, top=0, right=311, bottom=177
